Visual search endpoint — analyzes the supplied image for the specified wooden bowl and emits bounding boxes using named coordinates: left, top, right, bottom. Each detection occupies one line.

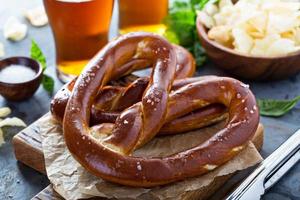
left=196, top=16, right=300, bottom=81
left=0, top=57, right=43, bottom=101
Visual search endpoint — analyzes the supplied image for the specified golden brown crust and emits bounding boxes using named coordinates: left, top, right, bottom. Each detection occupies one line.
left=51, top=76, right=227, bottom=133
left=55, top=32, right=259, bottom=187
left=50, top=42, right=206, bottom=133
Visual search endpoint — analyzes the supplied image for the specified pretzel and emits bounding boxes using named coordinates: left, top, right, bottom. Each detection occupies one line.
left=51, top=44, right=226, bottom=134
left=51, top=43, right=196, bottom=124
left=60, top=32, right=259, bottom=187
left=51, top=76, right=227, bottom=134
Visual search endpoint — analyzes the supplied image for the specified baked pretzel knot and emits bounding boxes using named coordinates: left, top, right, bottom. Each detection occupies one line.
left=61, top=32, right=259, bottom=187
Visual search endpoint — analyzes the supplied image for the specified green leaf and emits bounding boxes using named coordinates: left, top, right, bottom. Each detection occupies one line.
left=30, top=39, right=55, bottom=94
left=193, top=41, right=206, bottom=66
left=191, top=0, right=220, bottom=11
left=164, top=6, right=196, bottom=47
left=192, top=0, right=210, bottom=10
left=164, top=30, right=180, bottom=44
left=42, top=74, right=55, bottom=94
left=30, top=39, right=46, bottom=70
left=170, top=1, right=192, bottom=12
left=257, top=96, right=300, bottom=117
left=163, top=0, right=208, bottom=68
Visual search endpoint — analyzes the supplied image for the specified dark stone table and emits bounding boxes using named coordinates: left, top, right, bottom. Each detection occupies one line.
left=0, top=0, right=299, bottom=199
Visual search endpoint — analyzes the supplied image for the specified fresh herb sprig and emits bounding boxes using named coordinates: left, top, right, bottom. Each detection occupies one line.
left=30, top=40, right=54, bottom=94
left=257, top=96, right=300, bottom=117
left=163, top=0, right=217, bottom=66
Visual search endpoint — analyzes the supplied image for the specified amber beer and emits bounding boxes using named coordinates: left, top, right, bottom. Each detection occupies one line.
left=119, top=0, right=168, bottom=35
left=43, top=0, right=113, bottom=82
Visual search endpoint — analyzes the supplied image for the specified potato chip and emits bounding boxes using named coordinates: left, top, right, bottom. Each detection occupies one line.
left=251, top=34, right=280, bottom=56
left=208, top=26, right=232, bottom=47
left=0, top=107, right=11, bottom=118
left=198, top=11, right=215, bottom=29
left=232, top=28, right=254, bottom=54
left=262, top=2, right=300, bottom=13
left=204, top=3, right=219, bottom=16
left=218, top=0, right=233, bottom=9
left=267, top=13, right=298, bottom=35
left=0, top=108, right=27, bottom=147
left=235, top=0, right=259, bottom=10
left=247, top=29, right=265, bottom=39
left=3, top=16, right=27, bottom=41
left=227, top=11, right=243, bottom=27
left=0, top=117, right=27, bottom=127
left=24, top=6, right=48, bottom=27
left=247, top=11, right=268, bottom=36
left=213, top=5, right=236, bottom=26
left=213, top=13, right=226, bottom=26
left=201, top=0, right=300, bottom=56
left=267, top=38, right=296, bottom=56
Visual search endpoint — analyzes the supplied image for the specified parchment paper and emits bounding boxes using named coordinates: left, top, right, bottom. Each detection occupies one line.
left=40, top=115, right=262, bottom=200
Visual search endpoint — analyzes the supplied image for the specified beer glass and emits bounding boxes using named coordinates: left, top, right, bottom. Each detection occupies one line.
left=43, top=0, right=114, bottom=82
left=119, top=0, right=168, bottom=35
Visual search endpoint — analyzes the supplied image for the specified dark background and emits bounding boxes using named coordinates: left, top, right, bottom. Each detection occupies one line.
left=0, top=0, right=299, bottom=199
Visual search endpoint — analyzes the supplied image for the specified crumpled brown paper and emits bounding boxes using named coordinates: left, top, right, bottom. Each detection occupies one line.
left=40, top=115, right=262, bottom=200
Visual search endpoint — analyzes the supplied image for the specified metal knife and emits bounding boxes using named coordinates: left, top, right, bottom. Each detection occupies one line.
left=226, top=129, right=300, bottom=200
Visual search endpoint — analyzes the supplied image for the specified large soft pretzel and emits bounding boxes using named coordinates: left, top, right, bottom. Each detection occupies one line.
left=51, top=43, right=196, bottom=124
left=51, top=44, right=226, bottom=134
left=51, top=76, right=227, bottom=134
left=60, top=32, right=259, bottom=187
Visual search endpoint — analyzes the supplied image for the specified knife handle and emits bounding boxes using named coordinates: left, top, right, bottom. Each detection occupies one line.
left=226, top=129, right=300, bottom=200
left=262, top=129, right=300, bottom=178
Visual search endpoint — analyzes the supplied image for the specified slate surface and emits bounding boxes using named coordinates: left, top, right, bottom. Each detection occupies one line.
left=0, top=0, right=299, bottom=199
